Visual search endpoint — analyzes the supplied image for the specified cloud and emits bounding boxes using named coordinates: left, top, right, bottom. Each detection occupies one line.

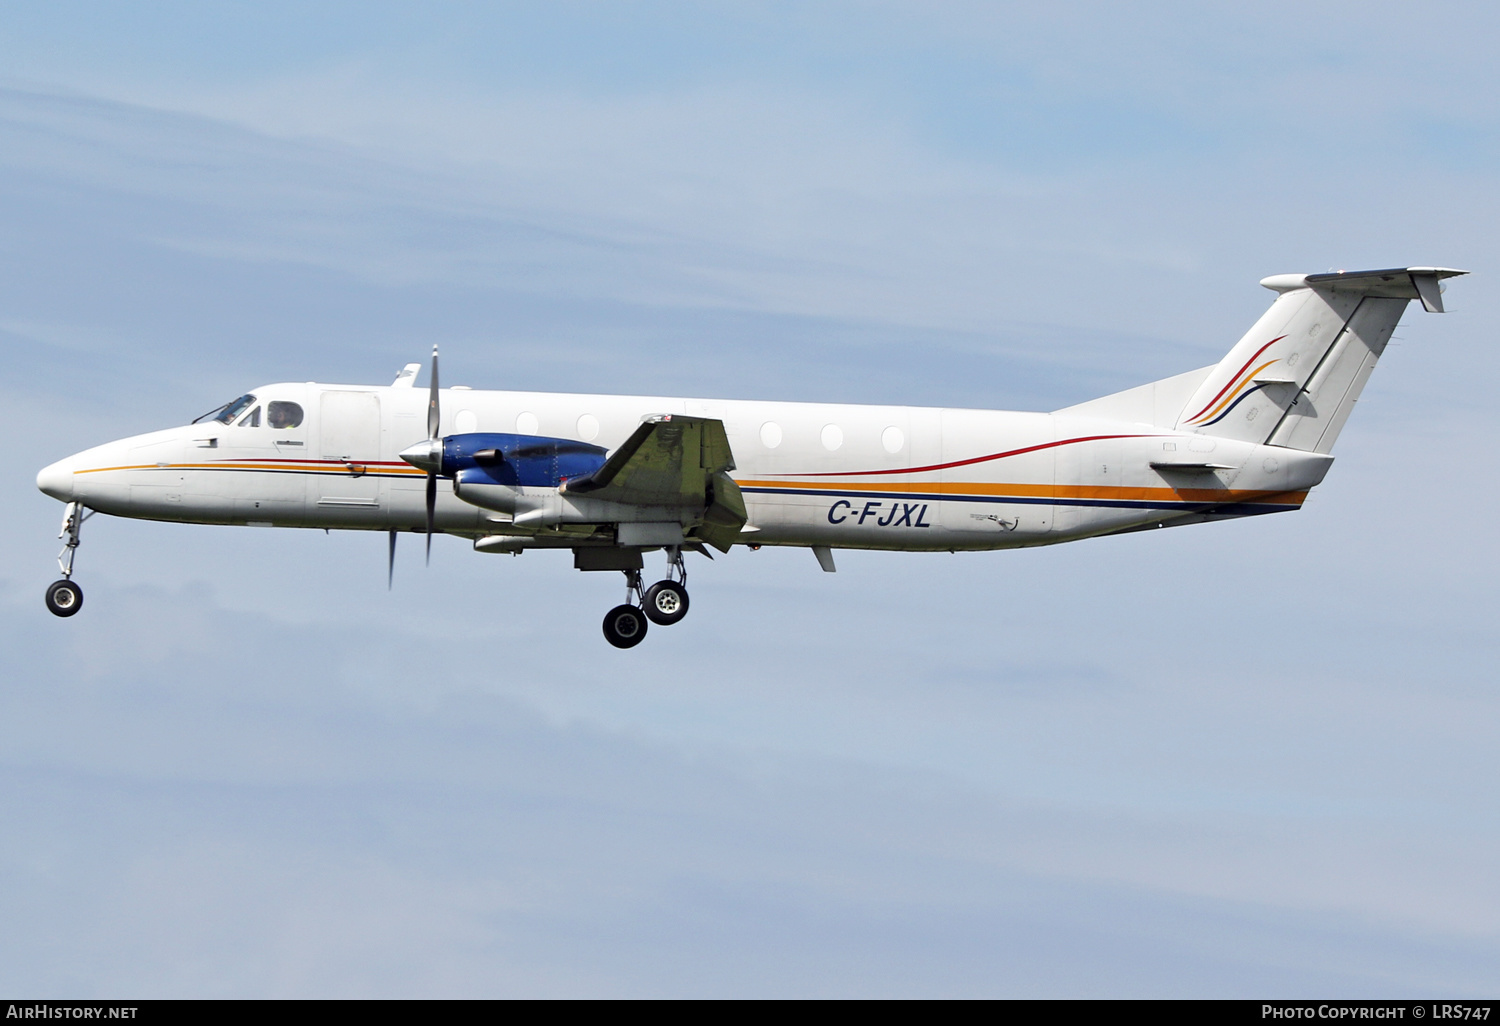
left=1, top=7, right=1498, bottom=994
left=2, top=581, right=1497, bottom=997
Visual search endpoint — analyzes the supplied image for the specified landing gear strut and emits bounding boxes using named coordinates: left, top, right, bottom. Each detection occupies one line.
left=46, top=502, right=92, bottom=618
left=642, top=547, right=689, bottom=626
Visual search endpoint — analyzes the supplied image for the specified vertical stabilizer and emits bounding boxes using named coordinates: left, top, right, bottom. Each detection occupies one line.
left=1175, top=267, right=1465, bottom=452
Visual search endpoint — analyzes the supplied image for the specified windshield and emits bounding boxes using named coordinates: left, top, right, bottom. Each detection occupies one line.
left=192, top=394, right=257, bottom=425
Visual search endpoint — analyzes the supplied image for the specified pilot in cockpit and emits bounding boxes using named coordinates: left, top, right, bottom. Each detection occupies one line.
left=267, top=401, right=303, bottom=430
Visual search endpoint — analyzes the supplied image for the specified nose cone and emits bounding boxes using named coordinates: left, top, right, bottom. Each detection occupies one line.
left=37, top=458, right=76, bottom=502
left=399, top=439, right=442, bottom=473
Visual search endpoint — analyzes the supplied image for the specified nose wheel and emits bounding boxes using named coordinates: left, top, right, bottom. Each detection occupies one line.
left=45, top=579, right=83, bottom=617
left=46, top=502, right=92, bottom=618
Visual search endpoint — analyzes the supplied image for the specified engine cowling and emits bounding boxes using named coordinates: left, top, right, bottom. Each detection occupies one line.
left=417, top=432, right=609, bottom=514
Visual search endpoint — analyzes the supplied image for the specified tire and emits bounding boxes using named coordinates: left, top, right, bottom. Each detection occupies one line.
left=602, top=604, right=649, bottom=648
left=642, top=581, right=689, bottom=626
left=45, top=579, right=83, bottom=618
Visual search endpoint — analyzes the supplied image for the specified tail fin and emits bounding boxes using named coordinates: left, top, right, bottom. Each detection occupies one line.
left=1176, top=267, right=1466, bottom=452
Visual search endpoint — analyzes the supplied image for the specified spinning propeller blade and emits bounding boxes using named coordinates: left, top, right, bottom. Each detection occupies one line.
left=425, top=346, right=439, bottom=564
left=425, top=474, right=437, bottom=564
left=388, top=530, right=397, bottom=590
left=427, top=344, right=441, bottom=440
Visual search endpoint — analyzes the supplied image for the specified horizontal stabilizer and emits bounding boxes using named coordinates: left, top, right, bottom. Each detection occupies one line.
left=1262, top=267, right=1466, bottom=312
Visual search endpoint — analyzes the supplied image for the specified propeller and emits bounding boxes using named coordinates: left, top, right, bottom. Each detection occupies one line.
left=395, top=346, right=444, bottom=571
left=425, top=344, right=440, bottom=563
left=388, top=530, right=397, bottom=590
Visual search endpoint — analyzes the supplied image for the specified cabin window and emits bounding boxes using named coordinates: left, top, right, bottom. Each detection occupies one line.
left=268, top=401, right=304, bottom=429
left=237, top=406, right=261, bottom=427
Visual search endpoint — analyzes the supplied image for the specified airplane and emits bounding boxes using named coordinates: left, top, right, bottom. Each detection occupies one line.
left=35, top=266, right=1464, bottom=648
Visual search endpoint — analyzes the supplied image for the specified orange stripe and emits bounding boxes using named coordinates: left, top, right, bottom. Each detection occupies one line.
left=738, top=478, right=1307, bottom=505
left=77, top=462, right=427, bottom=476
left=1183, top=336, right=1285, bottom=423
left=1190, top=359, right=1279, bottom=424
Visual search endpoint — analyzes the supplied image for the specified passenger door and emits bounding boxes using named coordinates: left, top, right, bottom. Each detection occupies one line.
left=316, top=390, right=383, bottom=516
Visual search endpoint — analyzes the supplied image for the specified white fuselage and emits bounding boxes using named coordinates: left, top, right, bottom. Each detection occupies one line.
left=38, top=381, right=1335, bottom=552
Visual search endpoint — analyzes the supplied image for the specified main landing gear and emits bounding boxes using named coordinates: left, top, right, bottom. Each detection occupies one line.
left=45, top=502, right=92, bottom=618
left=601, top=548, right=691, bottom=649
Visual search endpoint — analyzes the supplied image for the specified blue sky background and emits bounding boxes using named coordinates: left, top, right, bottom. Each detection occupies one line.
left=1, top=1, right=1498, bottom=996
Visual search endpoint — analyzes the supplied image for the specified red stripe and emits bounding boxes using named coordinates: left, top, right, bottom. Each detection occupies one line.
left=211, top=458, right=411, bottom=467
left=1184, top=335, right=1285, bottom=423
left=769, top=433, right=1154, bottom=478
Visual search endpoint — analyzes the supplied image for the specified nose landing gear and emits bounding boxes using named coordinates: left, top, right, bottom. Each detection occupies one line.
left=46, top=502, right=92, bottom=618
left=45, top=579, right=83, bottom=617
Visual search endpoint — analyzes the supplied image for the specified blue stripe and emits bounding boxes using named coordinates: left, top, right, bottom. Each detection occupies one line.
left=739, top=485, right=1283, bottom=513
left=1200, top=382, right=1269, bottom=426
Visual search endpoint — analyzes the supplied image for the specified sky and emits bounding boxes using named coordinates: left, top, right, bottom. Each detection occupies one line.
left=1, top=1, right=1498, bottom=997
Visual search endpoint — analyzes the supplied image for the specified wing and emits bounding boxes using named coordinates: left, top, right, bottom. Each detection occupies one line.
left=562, top=415, right=747, bottom=552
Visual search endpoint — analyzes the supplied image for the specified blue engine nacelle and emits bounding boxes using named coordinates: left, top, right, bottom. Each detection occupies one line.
left=440, top=432, right=609, bottom=489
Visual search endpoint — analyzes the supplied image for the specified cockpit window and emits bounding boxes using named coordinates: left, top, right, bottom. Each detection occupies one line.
left=237, top=406, right=261, bottom=427
left=193, top=394, right=257, bottom=425
left=268, top=401, right=304, bottom=429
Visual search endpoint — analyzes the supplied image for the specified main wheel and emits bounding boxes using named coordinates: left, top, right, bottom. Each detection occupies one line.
left=602, top=604, right=649, bottom=648
left=45, top=579, right=83, bottom=618
left=642, top=580, right=689, bottom=626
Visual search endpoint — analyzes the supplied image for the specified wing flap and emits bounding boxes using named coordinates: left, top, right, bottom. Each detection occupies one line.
left=562, top=415, right=746, bottom=551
